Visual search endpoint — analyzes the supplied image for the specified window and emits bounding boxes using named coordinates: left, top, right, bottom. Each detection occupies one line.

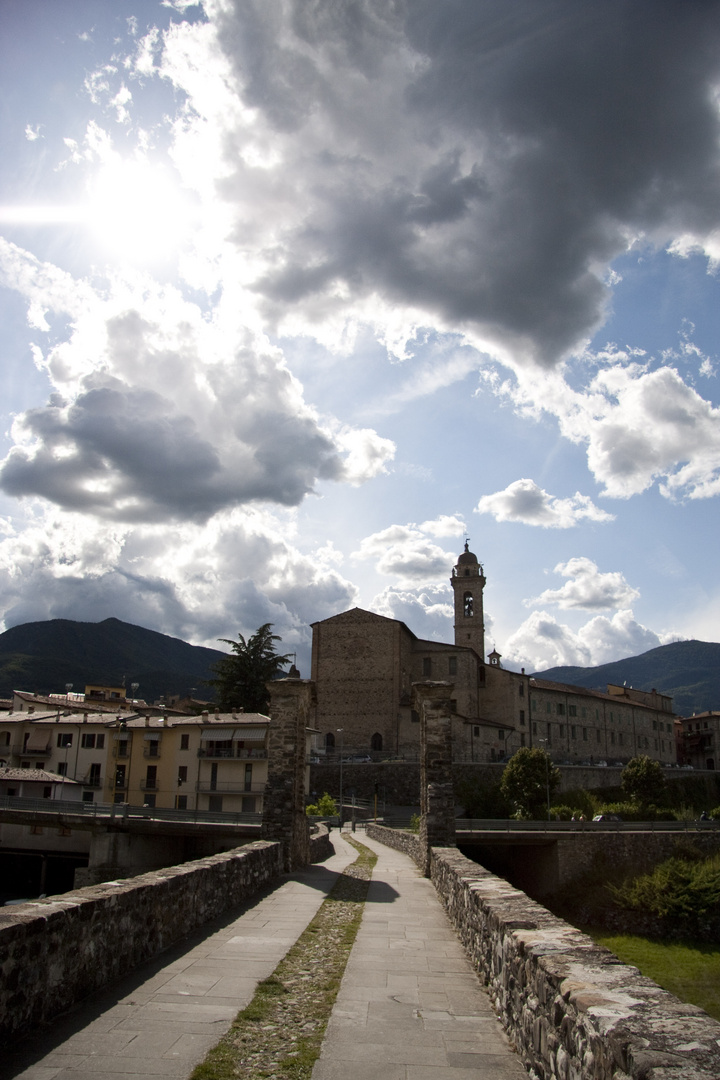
left=113, top=793, right=125, bottom=804
left=519, top=710, right=525, bottom=726
left=180, top=733, right=190, bottom=750
left=556, top=704, right=565, bottom=716
left=559, top=724, right=565, bottom=738
left=533, top=722, right=537, bottom=735
left=244, top=763, right=253, bottom=791
left=325, top=732, right=335, bottom=749
left=144, top=794, right=156, bottom=808
left=571, top=726, right=576, bottom=739
left=619, top=733, right=624, bottom=746
left=115, top=764, right=126, bottom=788
left=208, top=795, right=223, bottom=812
left=652, top=720, right=657, bottom=731
left=610, top=731, right=615, bottom=745
left=57, top=733, right=72, bottom=748
left=242, top=796, right=256, bottom=813
left=411, top=710, right=420, bottom=723
left=176, top=795, right=188, bottom=810
left=546, top=703, right=551, bottom=713
left=568, top=705, right=577, bottom=717
left=463, top=592, right=474, bottom=617
left=582, top=729, right=588, bottom=741
left=117, top=738, right=129, bottom=757
left=145, top=765, right=157, bottom=790
left=88, top=763, right=101, bottom=785
left=81, top=733, right=95, bottom=748
left=43, top=787, right=52, bottom=799
left=518, top=683, right=524, bottom=697
left=371, top=733, right=383, bottom=751
left=57, top=762, right=67, bottom=776
left=82, top=791, right=94, bottom=803
left=520, top=733, right=526, bottom=747
left=178, top=766, right=188, bottom=784
left=422, top=657, right=432, bottom=676
left=448, top=656, right=457, bottom=676
left=581, top=707, right=587, bottom=719
left=473, top=726, right=480, bottom=737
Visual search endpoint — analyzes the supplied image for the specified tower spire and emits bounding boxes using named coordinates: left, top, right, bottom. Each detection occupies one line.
left=450, top=541, right=485, bottom=657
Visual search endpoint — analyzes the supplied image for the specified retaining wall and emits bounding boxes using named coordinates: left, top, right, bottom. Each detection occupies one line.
left=0, top=828, right=332, bottom=1046
left=366, top=824, right=720, bottom=1079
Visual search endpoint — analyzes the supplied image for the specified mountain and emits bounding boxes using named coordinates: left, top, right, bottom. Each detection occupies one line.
left=0, top=617, right=227, bottom=703
left=534, top=639, right=720, bottom=718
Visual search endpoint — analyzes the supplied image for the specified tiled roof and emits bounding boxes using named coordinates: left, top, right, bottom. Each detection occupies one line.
left=0, top=767, right=79, bottom=783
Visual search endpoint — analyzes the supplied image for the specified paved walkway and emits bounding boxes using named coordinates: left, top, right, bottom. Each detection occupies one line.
left=311, top=833, right=526, bottom=1080
left=2, top=832, right=525, bottom=1080
left=0, top=838, right=358, bottom=1080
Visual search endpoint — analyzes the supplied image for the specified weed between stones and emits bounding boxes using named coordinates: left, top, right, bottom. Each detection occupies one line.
left=190, top=836, right=376, bottom=1080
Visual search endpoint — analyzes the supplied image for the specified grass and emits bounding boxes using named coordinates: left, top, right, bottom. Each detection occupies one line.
left=589, top=930, right=720, bottom=1022
left=190, top=835, right=377, bottom=1080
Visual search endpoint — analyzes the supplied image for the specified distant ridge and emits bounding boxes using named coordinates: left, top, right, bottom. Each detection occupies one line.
left=534, top=639, right=720, bottom=717
left=0, top=617, right=227, bottom=703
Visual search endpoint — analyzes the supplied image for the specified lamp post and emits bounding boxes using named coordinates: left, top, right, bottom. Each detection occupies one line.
left=337, top=728, right=344, bottom=830
left=537, top=738, right=551, bottom=821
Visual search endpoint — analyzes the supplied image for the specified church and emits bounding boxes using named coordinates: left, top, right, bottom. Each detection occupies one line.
left=310, top=543, right=678, bottom=765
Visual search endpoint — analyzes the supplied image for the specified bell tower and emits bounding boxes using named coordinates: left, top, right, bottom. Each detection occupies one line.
left=450, top=540, right=486, bottom=657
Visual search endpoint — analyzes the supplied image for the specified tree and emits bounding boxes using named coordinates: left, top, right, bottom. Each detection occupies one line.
left=500, top=747, right=561, bottom=820
left=621, top=755, right=667, bottom=809
left=209, top=624, right=291, bottom=713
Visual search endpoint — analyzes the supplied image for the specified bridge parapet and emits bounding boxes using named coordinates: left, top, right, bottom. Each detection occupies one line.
left=366, top=824, right=720, bottom=1079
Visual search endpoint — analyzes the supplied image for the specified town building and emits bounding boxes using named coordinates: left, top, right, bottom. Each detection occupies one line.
left=678, top=711, right=720, bottom=770
left=310, top=542, right=678, bottom=766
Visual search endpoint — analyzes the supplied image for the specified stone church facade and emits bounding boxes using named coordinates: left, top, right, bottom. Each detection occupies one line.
left=310, top=543, right=678, bottom=765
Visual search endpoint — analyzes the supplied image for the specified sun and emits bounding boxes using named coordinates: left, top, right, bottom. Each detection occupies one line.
left=85, top=157, right=195, bottom=265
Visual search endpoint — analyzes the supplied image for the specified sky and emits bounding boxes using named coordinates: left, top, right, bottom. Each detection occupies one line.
left=1, top=0, right=720, bottom=679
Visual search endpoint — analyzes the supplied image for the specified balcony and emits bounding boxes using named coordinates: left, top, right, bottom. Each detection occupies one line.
left=195, top=782, right=265, bottom=794
left=140, top=778, right=158, bottom=791
left=13, top=744, right=50, bottom=757
left=113, top=744, right=131, bottom=758
left=82, top=774, right=103, bottom=789
left=114, top=777, right=128, bottom=790
left=197, top=747, right=267, bottom=759
left=143, top=746, right=161, bottom=758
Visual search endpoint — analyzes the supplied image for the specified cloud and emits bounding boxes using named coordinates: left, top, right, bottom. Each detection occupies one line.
left=0, top=242, right=393, bottom=523
left=476, top=479, right=613, bottom=527
left=418, top=514, right=467, bottom=538
left=504, top=608, right=670, bottom=671
left=370, top=583, right=454, bottom=641
left=0, top=505, right=357, bottom=673
left=156, top=0, right=720, bottom=368
left=352, top=523, right=456, bottom=580
left=528, top=557, right=640, bottom=610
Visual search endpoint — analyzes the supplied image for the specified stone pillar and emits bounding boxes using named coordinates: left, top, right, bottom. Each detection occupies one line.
left=262, top=678, right=313, bottom=871
left=414, top=681, right=456, bottom=876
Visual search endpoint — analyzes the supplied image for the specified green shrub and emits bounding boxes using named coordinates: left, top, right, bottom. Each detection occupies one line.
left=409, top=813, right=420, bottom=833
left=710, top=807, right=720, bottom=820
left=549, top=805, right=575, bottom=820
left=610, top=853, right=720, bottom=934
left=306, top=792, right=337, bottom=816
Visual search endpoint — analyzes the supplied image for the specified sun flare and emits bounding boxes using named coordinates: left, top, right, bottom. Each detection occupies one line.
left=86, top=158, right=194, bottom=264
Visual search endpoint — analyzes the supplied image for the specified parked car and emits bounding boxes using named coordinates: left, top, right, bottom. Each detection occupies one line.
left=592, top=813, right=622, bottom=822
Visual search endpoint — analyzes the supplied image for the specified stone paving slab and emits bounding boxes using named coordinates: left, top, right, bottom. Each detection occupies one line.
left=0, top=837, right=357, bottom=1080
left=311, top=833, right=526, bottom=1080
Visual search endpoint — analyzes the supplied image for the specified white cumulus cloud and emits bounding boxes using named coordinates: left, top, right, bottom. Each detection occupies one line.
left=528, top=557, right=640, bottom=611
left=475, top=479, right=613, bottom=528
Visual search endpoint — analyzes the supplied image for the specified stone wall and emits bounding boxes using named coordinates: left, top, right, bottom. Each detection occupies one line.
left=367, top=827, right=720, bottom=1079
left=0, top=840, right=284, bottom=1045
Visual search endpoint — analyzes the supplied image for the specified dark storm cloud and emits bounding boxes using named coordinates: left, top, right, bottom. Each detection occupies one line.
left=213, top=0, right=720, bottom=365
left=0, top=375, right=342, bottom=521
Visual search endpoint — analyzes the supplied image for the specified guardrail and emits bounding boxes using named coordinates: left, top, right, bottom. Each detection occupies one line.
left=0, top=795, right=262, bottom=827
left=456, top=818, right=720, bottom=833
